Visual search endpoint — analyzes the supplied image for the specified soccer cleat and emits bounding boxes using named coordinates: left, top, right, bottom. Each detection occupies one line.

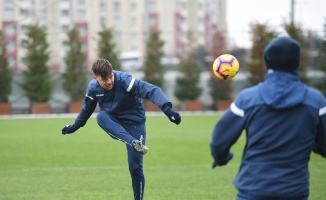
left=132, top=136, right=148, bottom=154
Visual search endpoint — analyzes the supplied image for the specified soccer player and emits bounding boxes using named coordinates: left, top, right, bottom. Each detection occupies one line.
left=61, top=58, right=181, bottom=200
left=210, top=37, right=326, bottom=200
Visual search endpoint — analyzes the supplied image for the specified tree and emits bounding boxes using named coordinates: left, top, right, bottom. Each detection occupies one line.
left=174, top=31, right=202, bottom=101
left=0, top=30, right=12, bottom=103
left=247, top=23, right=277, bottom=86
left=21, top=24, right=52, bottom=103
left=97, top=26, right=121, bottom=71
left=231, top=48, right=249, bottom=72
left=316, top=20, right=326, bottom=96
left=284, top=21, right=309, bottom=84
left=62, top=28, right=87, bottom=101
left=143, top=30, right=165, bottom=88
left=209, top=29, right=233, bottom=102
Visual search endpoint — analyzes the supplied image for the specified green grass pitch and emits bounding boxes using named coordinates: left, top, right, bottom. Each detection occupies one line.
left=0, top=113, right=325, bottom=199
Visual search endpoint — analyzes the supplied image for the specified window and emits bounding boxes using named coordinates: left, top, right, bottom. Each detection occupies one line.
left=197, top=2, right=203, bottom=9
left=146, top=1, right=155, bottom=12
left=20, top=9, right=30, bottom=18
left=77, top=0, right=85, bottom=5
left=77, top=9, right=86, bottom=21
left=41, top=9, right=47, bottom=20
left=81, top=43, right=87, bottom=52
left=99, top=2, right=107, bottom=13
left=61, top=10, right=69, bottom=17
left=148, top=16, right=156, bottom=26
left=197, top=32, right=204, bottom=39
left=130, top=17, right=136, bottom=25
left=8, top=57, right=16, bottom=68
left=130, top=2, right=137, bottom=10
left=5, top=0, right=14, bottom=4
left=177, top=31, right=184, bottom=38
left=130, top=32, right=137, bottom=38
left=177, top=15, right=184, bottom=24
left=114, top=31, right=121, bottom=42
left=113, top=16, right=120, bottom=27
left=20, top=25, right=28, bottom=34
left=62, top=41, right=67, bottom=51
left=7, top=40, right=16, bottom=52
left=198, top=17, right=204, bottom=24
left=4, top=8, right=14, bottom=20
left=61, top=25, right=69, bottom=32
left=176, top=1, right=185, bottom=10
left=100, top=17, right=107, bottom=26
left=78, top=26, right=87, bottom=37
left=113, top=1, right=120, bottom=13
left=131, top=45, right=137, bottom=51
left=5, top=25, right=16, bottom=36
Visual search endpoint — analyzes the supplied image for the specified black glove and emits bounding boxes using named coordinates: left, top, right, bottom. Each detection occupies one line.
left=212, top=152, right=234, bottom=169
left=62, top=124, right=78, bottom=135
left=163, top=107, right=181, bottom=125
left=212, top=161, right=218, bottom=169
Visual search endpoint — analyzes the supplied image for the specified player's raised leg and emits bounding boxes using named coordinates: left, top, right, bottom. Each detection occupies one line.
left=97, top=111, right=148, bottom=154
left=96, top=111, right=136, bottom=145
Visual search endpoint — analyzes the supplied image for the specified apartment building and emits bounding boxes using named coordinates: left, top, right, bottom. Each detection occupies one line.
left=0, top=0, right=227, bottom=72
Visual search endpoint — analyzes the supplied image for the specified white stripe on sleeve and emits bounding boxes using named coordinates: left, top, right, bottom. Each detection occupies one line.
left=85, top=93, right=94, bottom=100
left=230, top=102, right=244, bottom=117
left=126, top=77, right=135, bottom=92
left=319, top=106, right=326, bottom=116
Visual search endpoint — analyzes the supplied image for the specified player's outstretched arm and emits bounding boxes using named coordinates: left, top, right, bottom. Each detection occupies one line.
left=61, top=89, right=97, bottom=135
left=129, top=78, right=181, bottom=125
left=210, top=105, right=244, bottom=168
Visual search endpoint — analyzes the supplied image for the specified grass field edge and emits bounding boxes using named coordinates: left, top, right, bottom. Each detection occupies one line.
left=0, top=110, right=225, bottom=120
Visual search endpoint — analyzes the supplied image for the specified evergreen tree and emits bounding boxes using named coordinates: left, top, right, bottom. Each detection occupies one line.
left=0, top=30, right=12, bottom=103
left=209, top=29, right=233, bottom=102
left=97, top=26, right=121, bottom=71
left=143, top=30, right=165, bottom=88
left=230, top=48, right=248, bottom=72
left=62, top=28, right=87, bottom=101
left=21, top=24, right=52, bottom=102
left=284, top=22, right=309, bottom=84
left=174, top=31, right=202, bottom=101
left=247, top=23, right=277, bottom=86
left=316, top=20, right=326, bottom=96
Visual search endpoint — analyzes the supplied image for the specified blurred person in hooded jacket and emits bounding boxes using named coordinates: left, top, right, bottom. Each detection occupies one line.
left=210, top=37, right=326, bottom=200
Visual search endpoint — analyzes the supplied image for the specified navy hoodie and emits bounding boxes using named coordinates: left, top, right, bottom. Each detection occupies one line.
left=210, top=70, right=326, bottom=198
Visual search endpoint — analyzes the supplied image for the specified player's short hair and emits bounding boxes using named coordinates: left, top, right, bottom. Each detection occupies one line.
left=92, top=59, right=113, bottom=80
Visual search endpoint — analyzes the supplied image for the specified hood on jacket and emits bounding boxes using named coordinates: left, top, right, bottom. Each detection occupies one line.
left=258, top=70, right=307, bottom=109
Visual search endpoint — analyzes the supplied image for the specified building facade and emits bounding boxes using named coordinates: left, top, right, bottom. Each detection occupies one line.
left=1, top=0, right=227, bottom=72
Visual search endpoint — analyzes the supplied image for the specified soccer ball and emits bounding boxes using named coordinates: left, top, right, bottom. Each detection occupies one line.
left=212, top=54, right=239, bottom=80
